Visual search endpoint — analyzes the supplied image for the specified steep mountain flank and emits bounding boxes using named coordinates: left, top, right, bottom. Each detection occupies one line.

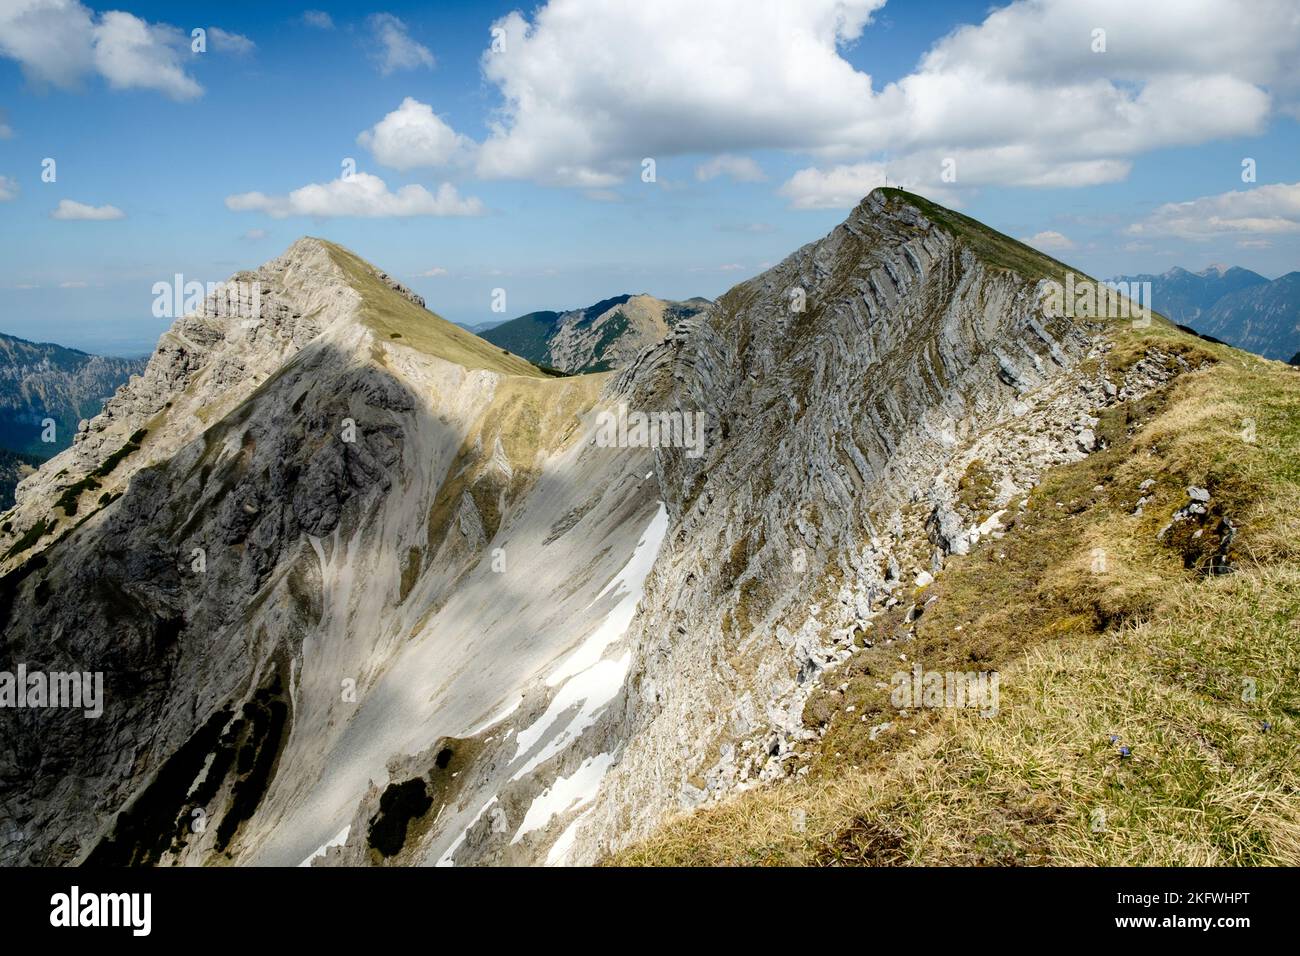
left=549, top=189, right=1163, bottom=862
left=3, top=191, right=1281, bottom=870
left=0, top=238, right=661, bottom=866
left=476, top=308, right=565, bottom=365
left=615, top=326, right=1300, bottom=865
left=481, top=294, right=711, bottom=373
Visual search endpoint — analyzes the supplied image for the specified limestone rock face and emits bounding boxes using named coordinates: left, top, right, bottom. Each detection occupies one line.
left=559, top=189, right=1129, bottom=861
left=0, top=190, right=1156, bottom=868
left=5, top=239, right=363, bottom=532
left=545, top=294, right=712, bottom=373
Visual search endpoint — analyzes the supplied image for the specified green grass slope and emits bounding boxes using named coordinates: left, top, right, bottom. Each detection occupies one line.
left=477, top=310, right=562, bottom=366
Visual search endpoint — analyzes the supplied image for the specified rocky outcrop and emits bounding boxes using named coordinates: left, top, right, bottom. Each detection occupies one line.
left=546, top=294, right=712, bottom=373
left=548, top=189, right=1144, bottom=861
left=1, top=239, right=355, bottom=556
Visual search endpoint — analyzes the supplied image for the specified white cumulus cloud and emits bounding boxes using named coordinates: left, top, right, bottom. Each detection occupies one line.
left=357, top=98, right=474, bottom=171
left=0, top=0, right=256, bottom=100
left=0, top=0, right=95, bottom=90
left=476, top=0, right=882, bottom=187
left=778, top=163, right=888, bottom=209
left=0, top=175, right=16, bottom=201
left=457, top=0, right=1298, bottom=200
left=1127, top=182, right=1300, bottom=240
left=51, top=199, right=125, bottom=220
left=224, top=172, right=484, bottom=219
left=1021, top=230, right=1075, bottom=251
left=93, top=11, right=201, bottom=100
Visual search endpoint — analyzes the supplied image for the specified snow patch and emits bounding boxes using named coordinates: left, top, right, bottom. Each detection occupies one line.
left=297, top=824, right=350, bottom=867
left=511, top=751, right=616, bottom=845
left=545, top=807, right=595, bottom=866
left=436, top=796, right=498, bottom=867
left=547, top=502, right=668, bottom=687
left=511, top=655, right=629, bottom=781
left=509, top=503, right=668, bottom=783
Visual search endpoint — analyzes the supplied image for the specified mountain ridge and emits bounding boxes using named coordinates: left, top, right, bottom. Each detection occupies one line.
left=2, top=189, right=1291, bottom=869
left=0, top=331, right=146, bottom=457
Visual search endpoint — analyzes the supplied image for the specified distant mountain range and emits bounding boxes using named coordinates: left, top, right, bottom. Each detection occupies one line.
left=479, top=293, right=711, bottom=373
left=0, top=332, right=145, bottom=507
left=1109, top=265, right=1300, bottom=363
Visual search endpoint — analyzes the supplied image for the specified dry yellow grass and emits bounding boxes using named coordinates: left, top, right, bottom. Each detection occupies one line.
left=323, top=240, right=546, bottom=378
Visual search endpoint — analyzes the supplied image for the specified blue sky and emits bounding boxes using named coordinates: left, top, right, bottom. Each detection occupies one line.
left=1, top=0, right=1298, bottom=354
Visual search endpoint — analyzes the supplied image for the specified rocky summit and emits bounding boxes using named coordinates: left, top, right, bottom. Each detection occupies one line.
left=0, top=189, right=1295, bottom=869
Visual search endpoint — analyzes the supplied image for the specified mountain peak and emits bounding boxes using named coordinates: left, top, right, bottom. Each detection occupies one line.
left=1, top=233, right=548, bottom=536
left=481, top=291, right=711, bottom=373
left=848, top=187, right=1082, bottom=285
